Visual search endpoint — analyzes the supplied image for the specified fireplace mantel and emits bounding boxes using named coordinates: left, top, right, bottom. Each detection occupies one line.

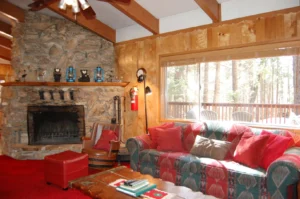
left=1, top=82, right=129, bottom=87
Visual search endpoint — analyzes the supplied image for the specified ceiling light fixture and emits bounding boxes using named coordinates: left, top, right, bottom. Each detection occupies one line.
left=58, top=0, right=91, bottom=14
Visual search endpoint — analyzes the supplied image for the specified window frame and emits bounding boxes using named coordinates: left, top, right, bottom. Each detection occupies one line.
left=159, top=41, right=300, bottom=130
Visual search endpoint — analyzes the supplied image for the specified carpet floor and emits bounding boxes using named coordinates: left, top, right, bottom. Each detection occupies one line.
left=0, top=155, right=129, bottom=199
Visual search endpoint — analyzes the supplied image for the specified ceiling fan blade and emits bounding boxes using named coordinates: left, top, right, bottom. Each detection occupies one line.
left=28, top=0, right=59, bottom=11
left=81, top=6, right=96, bottom=20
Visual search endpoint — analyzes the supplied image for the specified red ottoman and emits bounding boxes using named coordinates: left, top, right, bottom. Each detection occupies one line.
left=44, top=150, right=88, bottom=189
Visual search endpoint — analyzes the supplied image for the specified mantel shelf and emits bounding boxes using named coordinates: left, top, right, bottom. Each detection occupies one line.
left=1, top=82, right=130, bottom=87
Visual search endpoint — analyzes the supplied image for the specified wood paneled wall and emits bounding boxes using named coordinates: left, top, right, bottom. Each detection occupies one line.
left=0, top=64, right=13, bottom=81
left=115, top=7, right=300, bottom=139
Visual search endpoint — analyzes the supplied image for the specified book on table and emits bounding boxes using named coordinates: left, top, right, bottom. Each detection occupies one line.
left=116, top=179, right=156, bottom=197
left=117, top=183, right=156, bottom=197
left=120, top=180, right=149, bottom=192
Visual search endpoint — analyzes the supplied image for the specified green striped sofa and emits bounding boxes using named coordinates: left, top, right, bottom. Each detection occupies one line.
left=126, top=121, right=300, bottom=199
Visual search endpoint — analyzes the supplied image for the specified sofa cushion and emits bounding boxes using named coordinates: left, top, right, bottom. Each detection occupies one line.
left=233, top=132, right=269, bottom=168
left=158, top=152, right=187, bottom=168
left=148, top=122, right=175, bottom=148
left=158, top=152, right=188, bottom=183
left=93, top=130, right=117, bottom=151
left=204, top=121, right=231, bottom=140
left=178, top=154, right=267, bottom=197
left=138, top=149, right=188, bottom=181
left=156, top=126, right=185, bottom=152
left=203, top=122, right=252, bottom=160
left=259, top=130, right=292, bottom=170
left=190, top=135, right=232, bottom=160
left=183, top=122, right=206, bottom=151
left=139, top=149, right=164, bottom=177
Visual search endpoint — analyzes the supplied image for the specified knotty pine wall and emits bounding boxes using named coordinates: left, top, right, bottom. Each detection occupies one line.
left=0, top=64, right=13, bottom=81
left=115, top=7, right=300, bottom=139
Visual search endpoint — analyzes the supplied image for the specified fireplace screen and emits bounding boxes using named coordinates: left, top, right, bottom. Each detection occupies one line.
left=27, top=105, right=85, bottom=145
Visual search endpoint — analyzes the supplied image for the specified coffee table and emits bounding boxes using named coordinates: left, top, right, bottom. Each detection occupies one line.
left=69, top=166, right=217, bottom=199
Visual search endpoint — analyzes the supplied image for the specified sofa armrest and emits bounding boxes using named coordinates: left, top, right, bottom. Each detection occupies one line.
left=126, top=134, right=154, bottom=171
left=267, top=147, right=300, bottom=198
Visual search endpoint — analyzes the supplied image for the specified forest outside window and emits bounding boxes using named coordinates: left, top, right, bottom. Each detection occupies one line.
left=160, top=42, right=300, bottom=128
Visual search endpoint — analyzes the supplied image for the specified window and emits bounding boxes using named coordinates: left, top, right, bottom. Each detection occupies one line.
left=163, top=63, right=201, bottom=120
left=160, top=42, right=300, bottom=127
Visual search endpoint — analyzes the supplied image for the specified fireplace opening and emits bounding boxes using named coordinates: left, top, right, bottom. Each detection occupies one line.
left=27, top=105, right=85, bottom=145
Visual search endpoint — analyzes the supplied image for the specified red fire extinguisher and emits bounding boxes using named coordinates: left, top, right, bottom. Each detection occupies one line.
left=130, top=87, right=138, bottom=111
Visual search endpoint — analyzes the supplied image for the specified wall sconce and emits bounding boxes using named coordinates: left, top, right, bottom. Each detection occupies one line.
left=136, top=68, right=151, bottom=134
left=145, top=86, right=152, bottom=95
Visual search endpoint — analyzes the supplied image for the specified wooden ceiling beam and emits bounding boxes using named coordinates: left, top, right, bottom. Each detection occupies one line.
left=28, top=0, right=59, bottom=11
left=46, top=1, right=116, bottom=43
left=194, top=0, right=220, bottom=23
left=109, top=1, right=159, bottom=34
left=0, top=46, right=11, bottom=61
left=0, top=36, right=12, bottom=49
left=0, top=0, right=25, bottom=22
left=0, top=21, right=12, bottom=36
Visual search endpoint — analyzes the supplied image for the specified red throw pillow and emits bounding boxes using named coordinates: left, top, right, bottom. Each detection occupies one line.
left=156, top=126, right=184, bottom=152
left=233, top=132, right=270, bottom=168
left=259, top=130, right=293, bottom=170
left=148, top=122, right=175, bottom=148
left=225, top=124, right=251, bottom=160
left=93, top=130, right=118, bottom=151
left=284, top=131, right=300, bottom=147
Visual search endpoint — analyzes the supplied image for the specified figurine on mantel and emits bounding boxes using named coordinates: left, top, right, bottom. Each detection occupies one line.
left=53, top=68, right=61, bottom=82
left=36, top=68, right=47, bottom=81
left=78, top=69, right=90, bottom=82
left=108, top=70, right=121, bottom=82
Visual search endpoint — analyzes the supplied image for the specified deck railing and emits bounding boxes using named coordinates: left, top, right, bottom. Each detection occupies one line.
left=167, top=102, right=300, bottom=125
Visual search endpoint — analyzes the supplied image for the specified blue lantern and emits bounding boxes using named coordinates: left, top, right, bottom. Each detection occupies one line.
left=66, top=66, right=76, bottom=82
left=94, top=66, right=104, bottom=82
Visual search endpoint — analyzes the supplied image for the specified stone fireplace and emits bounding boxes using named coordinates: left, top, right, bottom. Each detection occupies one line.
left=0, top=11, right=126, bottom=159
left=1, top=85, right=125, bottom=159
left=27, top=105, right=85, bottom=145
